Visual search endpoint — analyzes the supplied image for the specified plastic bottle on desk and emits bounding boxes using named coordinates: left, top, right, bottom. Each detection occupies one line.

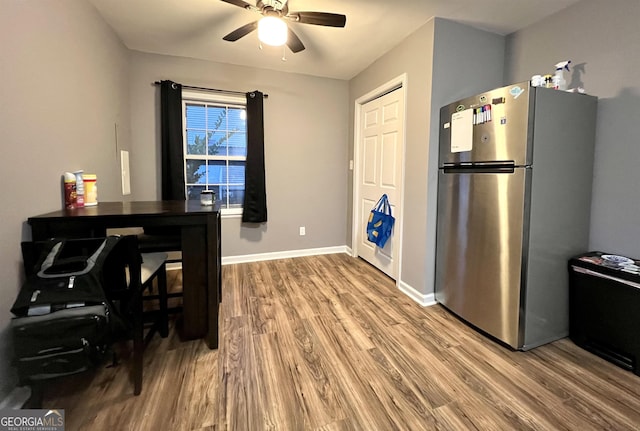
left=63, top=172, right=77, bottom=209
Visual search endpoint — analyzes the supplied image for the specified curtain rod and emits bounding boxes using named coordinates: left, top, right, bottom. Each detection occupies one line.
left=153, top=81, right=268, bottom=98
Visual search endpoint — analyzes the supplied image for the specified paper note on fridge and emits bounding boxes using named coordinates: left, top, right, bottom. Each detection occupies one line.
left=451, top=110, right=473, bottom=153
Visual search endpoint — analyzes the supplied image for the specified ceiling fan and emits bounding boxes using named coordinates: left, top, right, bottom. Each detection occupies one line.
left=220, top=0, right=347, bottom=53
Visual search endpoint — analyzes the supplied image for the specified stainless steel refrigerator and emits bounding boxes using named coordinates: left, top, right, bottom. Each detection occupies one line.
left=434, top=82, right=598, bottom=350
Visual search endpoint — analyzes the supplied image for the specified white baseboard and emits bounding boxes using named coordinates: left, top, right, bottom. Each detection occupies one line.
left=165, top=246, right=353, bottom=270
left=397, top=279, right=437, bottom=307
left=222, top=246, right=350, bottom=265
left=172, top=246, right=435, bottom=309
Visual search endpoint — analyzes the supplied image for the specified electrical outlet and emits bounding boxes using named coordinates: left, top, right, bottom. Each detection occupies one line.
left=299, top=226, right=306, bottom=236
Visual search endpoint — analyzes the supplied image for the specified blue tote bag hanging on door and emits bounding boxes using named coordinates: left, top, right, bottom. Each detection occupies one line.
left=366, top=194, right=395, bottom=248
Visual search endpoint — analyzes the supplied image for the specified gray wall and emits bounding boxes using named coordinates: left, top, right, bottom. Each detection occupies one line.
left=348, top=18, right=504, bottom=297
left=349, top=20, right=435, bottom=295
left=504, top=0, right=640, bottom=258
left=427, top=19, right=505, bottom=295
left=129, top=52, right=349, bottom=257
left=0, top=0, right=131, bottom=399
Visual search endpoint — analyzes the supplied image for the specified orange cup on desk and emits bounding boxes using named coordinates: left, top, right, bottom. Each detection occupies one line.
left=83, top=174, right=97, bottom=206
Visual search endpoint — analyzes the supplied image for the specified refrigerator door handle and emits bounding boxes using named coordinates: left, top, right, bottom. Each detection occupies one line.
left=443, top=161, right=516, bottom=174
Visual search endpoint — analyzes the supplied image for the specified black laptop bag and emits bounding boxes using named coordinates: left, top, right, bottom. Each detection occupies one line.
left=10, top=236, right=129, bottom=382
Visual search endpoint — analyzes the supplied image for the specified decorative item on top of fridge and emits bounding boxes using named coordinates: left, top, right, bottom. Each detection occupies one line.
left=63, top=171, right=97, bottom=209
left=553, top=60, right=571, bottom=90
left=530, top=60, right=585, bottom=94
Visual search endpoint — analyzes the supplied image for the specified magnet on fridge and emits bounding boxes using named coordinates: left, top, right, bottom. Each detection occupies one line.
left=509, top=86, right=524, bottom=99
left=500, top=117, right=507, bottom=125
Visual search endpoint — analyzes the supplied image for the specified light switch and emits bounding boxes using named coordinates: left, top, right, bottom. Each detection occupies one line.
left=121, top=150, right=131, bottom=195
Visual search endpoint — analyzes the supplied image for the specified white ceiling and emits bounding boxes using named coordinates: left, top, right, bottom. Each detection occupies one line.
left=88, top=0, right=581, bottom=80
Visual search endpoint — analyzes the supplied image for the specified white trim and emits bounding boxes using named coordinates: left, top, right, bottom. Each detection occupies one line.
left=221, top=208, right=243, bottom=217
left=352, top=73, right=408, bottom=286
left=185, top=155, right=247, bottom=162
left=222, top=246, right=350, bottom=265
left=397, top=280, right=437, bottom=307
left=166, top=246, right=353, bottom=269
left=181, top=89, right=245, bottom=105
left=169, top=246, right=436, bottom=308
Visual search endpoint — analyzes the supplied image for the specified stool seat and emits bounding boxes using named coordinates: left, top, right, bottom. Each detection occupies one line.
left=141, top=252, right=168, bottom=283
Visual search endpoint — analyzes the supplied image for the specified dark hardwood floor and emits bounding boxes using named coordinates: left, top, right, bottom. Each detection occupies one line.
left=41, top=254, right=640, bottom=430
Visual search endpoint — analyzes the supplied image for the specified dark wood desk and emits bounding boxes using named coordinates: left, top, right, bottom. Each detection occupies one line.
left=27, top=201, right=221, bottom=349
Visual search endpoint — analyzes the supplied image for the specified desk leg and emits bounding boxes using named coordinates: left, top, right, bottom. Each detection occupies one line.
left=180, top=226, right=208, bottom=341
left=205, top=213, right=220, bottom=349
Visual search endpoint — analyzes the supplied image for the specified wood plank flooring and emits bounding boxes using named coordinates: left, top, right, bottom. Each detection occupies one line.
left=41, top=253, right=640, bottom=430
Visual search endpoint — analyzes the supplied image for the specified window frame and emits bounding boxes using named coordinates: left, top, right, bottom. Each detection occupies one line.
left=181, top=89, right=246, bottom=217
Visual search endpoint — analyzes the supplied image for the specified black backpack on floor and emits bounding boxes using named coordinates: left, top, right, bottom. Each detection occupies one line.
left=11, top=236, right=130, bottom=382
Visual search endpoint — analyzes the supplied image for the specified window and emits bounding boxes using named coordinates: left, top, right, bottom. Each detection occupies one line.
left=182, top=90, right=246, bottom=215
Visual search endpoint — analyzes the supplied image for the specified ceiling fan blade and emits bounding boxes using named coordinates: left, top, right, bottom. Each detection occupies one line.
left=286, top=28, right=305, bottom=53
left=223, top=21, right=259, bottom=41
left=220, top=0, right=254, bottom=10
left=288, top=12, right=346, bottom=27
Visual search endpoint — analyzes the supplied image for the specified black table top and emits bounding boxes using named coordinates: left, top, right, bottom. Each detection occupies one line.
left=28, top=200, right=220, bottom=221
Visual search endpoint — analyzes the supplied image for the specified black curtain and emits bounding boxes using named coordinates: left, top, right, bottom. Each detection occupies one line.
left=160, top=80, right=186, bottom=200
left=242, top=91, right=267, bottom=223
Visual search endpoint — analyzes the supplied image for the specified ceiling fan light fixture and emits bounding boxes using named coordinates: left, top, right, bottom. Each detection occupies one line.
left=258, top=16, right=287, bottom=46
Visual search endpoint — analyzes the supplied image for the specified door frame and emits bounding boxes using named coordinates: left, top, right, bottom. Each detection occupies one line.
left=352, top=73, right=408, bottom=281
